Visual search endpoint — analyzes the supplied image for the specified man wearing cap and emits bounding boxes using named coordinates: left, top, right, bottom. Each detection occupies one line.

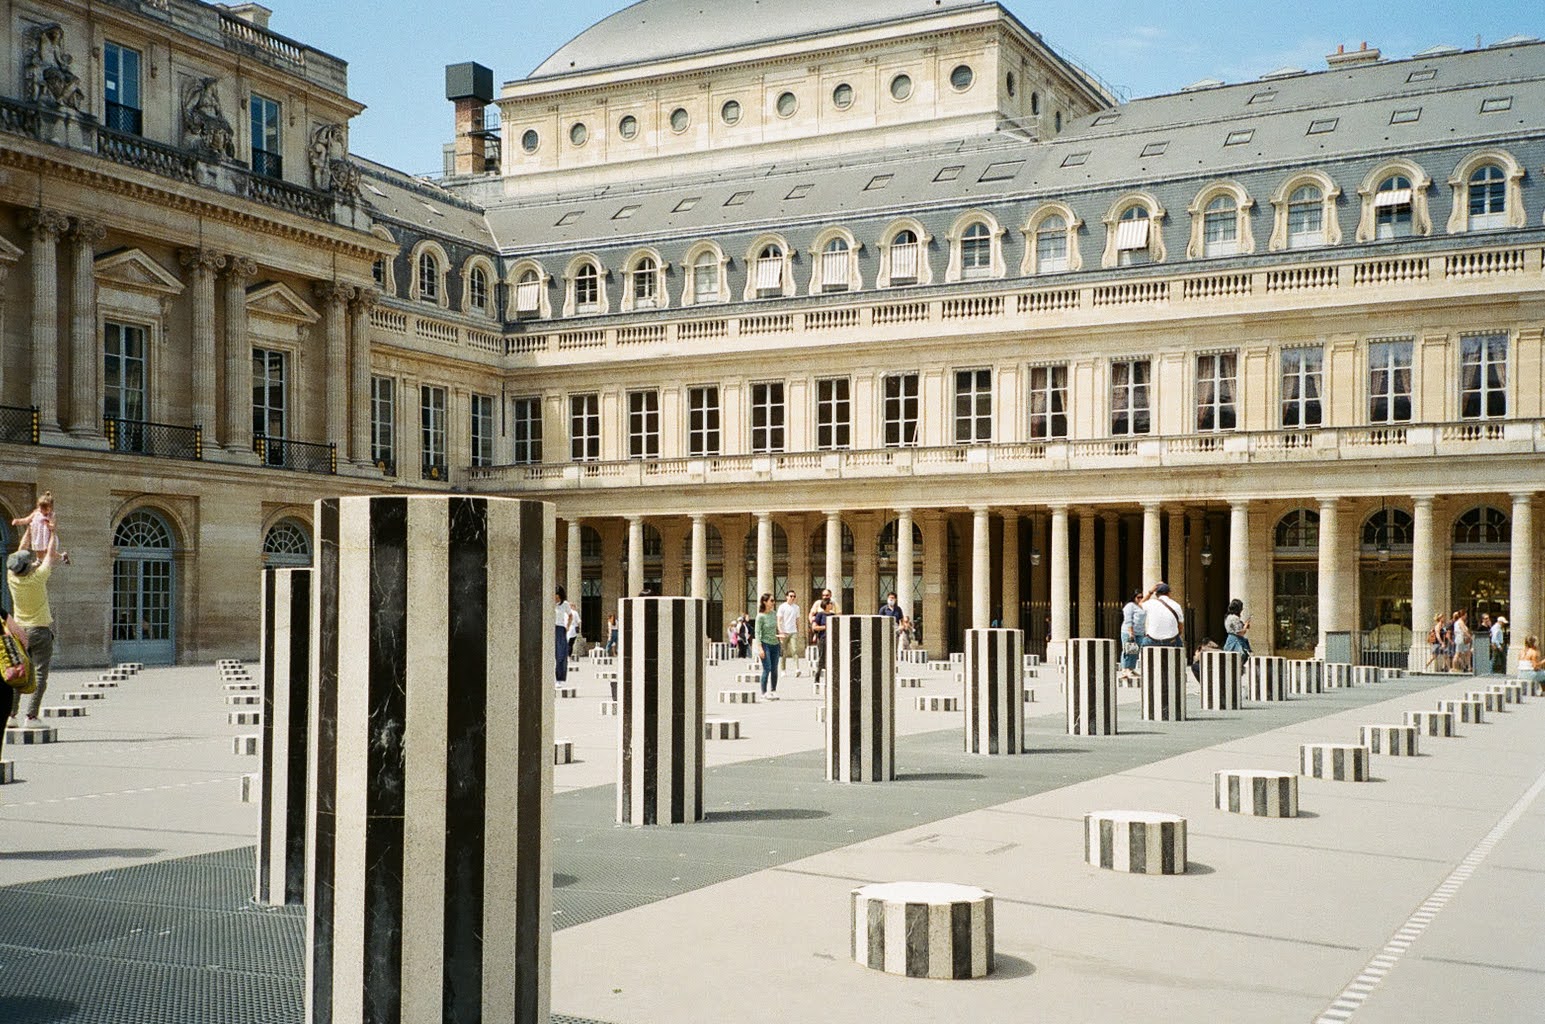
left=6, top=533, right=61, bottom=728
left=1491, top=615, right=1508, bottom=674
left=1141, top=582, right=1185, bottom=649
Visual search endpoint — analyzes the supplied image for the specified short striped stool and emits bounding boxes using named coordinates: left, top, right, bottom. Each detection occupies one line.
left=1361, top=724, right=1419, bottom=756
left=229, top=711, right=262, bottom=726
left=0, top=760, right=14, bottom=784
left=40, top=706, right=86, bottom=718
left=232, top=734, right=259, bottom=756
left=553, top=739, right=574, bottom=765
left=1437, top=698, right=1485, bottom=724
left=1214, top=769, right=1298, bottom=818
left=1323, top=663, right=1353, bottom=689
left=240, top=773, right=258, bottom=803
left=1404, top=710, right=1454, bottom=737
left=1300, top=743, right=1369, bottom=781
left=719, top=690, right=758, bottom=704
left=1289, top=660, right=1324, bottom=695
left=554, top=686, right=578, bottom=699
left=851, top=882, right=994, bottom=979
left=704, top=718, right=741, bottom=740
left=916, top=695, right=960, bottom=712
left=896, top=676, right=925, bottom=688
left=1351, top=666, right=1379, bottom=686
left=1464, top=690, right=1504, bottom=713
left=598, top=700, right=618, bottom=716
left=1085, top=810, right=1187, bottom=874
left=1488, top=683, right=1523, bottom=705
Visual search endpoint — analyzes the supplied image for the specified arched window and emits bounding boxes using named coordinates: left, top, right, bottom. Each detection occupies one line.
left=1031, top=92, right=1040, bottom=115
left=1362, top=508, right=1414, bottom=552
left=754, top=244, right=784, bottom=297
left=1116, top=205, right=1151, bottom=266
left=820, top=237, right=851, bottom=292
left=573, top=261, right=600, bottom=314
left=692, top=250, right=721, bottom=303
left=263, top=518, right=312, bottom=568
left=960, top=222, right=992, bottom=279
left=1374, top=175, right=1414, bottom=239
left=1286, top=185, right=1324, bottom=248
left=1202, top=195, right=1239, bottom=257
left=112, top=509, right=176, bottom=664
left=1453, top=506, right=1510, bottom=547
left=1034, top=214, right=1068, bottom=273
left=889, top=228, right=920, bottom=285
left=417, top=250, right=440, bottom=303
left=1467, top=164, right=1507, bottom=229
left=513, top=267, right=543, bottom=317
left=468, top=266, right=488, bottom=314
left=631, top=255, right=659, bottom=309
left=1274, top=509, right=1320, bottom=552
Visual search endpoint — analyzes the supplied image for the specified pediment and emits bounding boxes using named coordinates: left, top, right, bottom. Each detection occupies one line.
left=0, top=234, right=22, bottom=263
left=246, top=282, right=320, bottom=324
left=94, top=248, right=185, bottom=295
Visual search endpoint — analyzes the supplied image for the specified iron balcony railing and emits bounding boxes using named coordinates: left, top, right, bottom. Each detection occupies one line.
left=104, top=101, right=143, bottom=136
left=373, top=455, right=397, bottom=477
left=104, top=418, right=202, bottom=460
left=0, top=405, right=39, bottom=444
left=251, top=148, right=283, bottom=179
left=253, top=434, right=336, bottom=475
left=422, top=458, right=448, bottom=482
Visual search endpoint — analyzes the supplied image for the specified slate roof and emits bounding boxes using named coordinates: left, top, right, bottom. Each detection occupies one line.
left=353, top=156, right=496, bottom=248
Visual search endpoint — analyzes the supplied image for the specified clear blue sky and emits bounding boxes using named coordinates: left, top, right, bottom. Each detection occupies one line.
left=273, top=1, right=1542, bottom=177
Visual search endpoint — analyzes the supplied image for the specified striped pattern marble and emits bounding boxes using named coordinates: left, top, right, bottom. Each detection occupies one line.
left=553, top=739, right=574, bottom=765
left=916, top=695, right=960, bottom=712
left=1065, top=638, right=1118, bottom=736
left=258, top=567, right=312, bottom=908
left=229, top=711, right=262, bottom=726
left=703, top=717, right=741, bottom=740
left=554, top=686, right=577, bottom=699
left=66, top=691, right=105, bottom=701
left=0, top=759, right=12, bottom=784
left=1323, top=663, right=1353, bottom=689
left=963, top=628, right=1024, bottom=755
left=1488, top=683, right=1523, bottom=704
left=3, top=726, right=56, bottom=744
left=241, top=773, right=257, bottom=803
left=1198, top=650, right=1244, bottom=711
left=1290, top=660, right=1325, bottom=695
left=233, top=734, right=259, bottom=755
left=1248, top=656, right=1290, bottom=702
left=306, top=495, right=553, bottom=1024
left=1140, top=645, right=1186, bottom=722
left=1300, top=743, right=1370, bottom=781
left=1085, top=810, right=1187, bottom=874
left=826, top=616, right=897, bottom=783
left=1378, top=667, right=1407, bottom=681
left=1404, top=710, right=1455, bottom=737
left=718, top=689, right=758, bottom=704
left=618, top=597, right=707, bottom=826
left=897, top=676, right=924, bottom=688
left=1464, top=690, right=1505, bottom=713
left=1437, top=698, right=1485, bottom=724
left=1351, top=666, right=1379, bottom=686
left=1361, top=724, right=1420, bottom=756
left=598, top=700, right=618, bottom=716
left=40, top=705, right=85, bottom=718
left=1214, top=769, right=1298, bottom=817
left=851, top=882, right=994, bottom=980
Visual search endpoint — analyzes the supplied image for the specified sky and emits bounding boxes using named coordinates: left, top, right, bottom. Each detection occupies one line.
left=271, top=1, right=1544, bottom=177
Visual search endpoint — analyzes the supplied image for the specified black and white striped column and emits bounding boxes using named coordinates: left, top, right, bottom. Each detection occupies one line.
left=1324, top=663, right=1353, bottom=688
left=1085, top=810, right=1187, bottom=874
left=258, top=566, right=310, bottom=907
left=1066, top=638, right=1118, bottom=736
left=1437, top=697, right=1485, bottom=724
left=306, top=496, right=553, bottom=1024
left=1361, top=724, right=1419, bottom=756
left=1404, top=710, right=1454, bottom=737
left=1248, top=656, right=1289, bottom=701
left=1198, top=650, right=1243, bottom=711
left=826, top=616, right=896, bottom=782
left=1140, top=645, right=1186, bottom=721
left=617, top=597, right=706, bottom=825
left=1300, top=743, right=1370, bottom=781
left=1290, top=660, right=1324, bottom=695
left=963, top=628, right=1024, bottom=755
left=1214, top=769, right=1298, bottom=817
left=851, top=882, right=994, bottom=979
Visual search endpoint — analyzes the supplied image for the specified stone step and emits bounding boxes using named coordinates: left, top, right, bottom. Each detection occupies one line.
left=40, top=705, right=87, bottom=718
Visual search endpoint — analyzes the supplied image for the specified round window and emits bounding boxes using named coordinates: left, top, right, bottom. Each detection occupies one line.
left=832, top=82, right=854, bottom=109
left=618, top=115, right=639, bottom=140
left=721, top=100, right=741, bottom=125
left=569, top=122, right=588, bottom=146
left=670, top=107, right=690, bottom=132
left=520, top=129, right=539, bottom=153
left=890, top=74, right=913, bottom=101
left=950, top=64, right=974, bottom=91
left=776, top=91, right=798, bottom=117
left=1006, top=72, right=1017, bottom=97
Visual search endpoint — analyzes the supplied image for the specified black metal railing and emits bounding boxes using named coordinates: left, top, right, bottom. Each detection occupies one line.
left=0, top=405, right=39, bottom=444
left=1359, top=629, right=1411, bottom=670
left=421, top=458, right=447, bottom=482
left=104, top=418, right=202, bottom=460
left=373, top=455, right=397, bottom=477
left=105, top=101, right=143, bottom=136
left=251, top=148, right=283, bottom=179
left=253, top=434, right=336, bottom=475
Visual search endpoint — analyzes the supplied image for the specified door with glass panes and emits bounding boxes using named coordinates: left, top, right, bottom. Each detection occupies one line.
left=111, top=510, right=176, bottom=664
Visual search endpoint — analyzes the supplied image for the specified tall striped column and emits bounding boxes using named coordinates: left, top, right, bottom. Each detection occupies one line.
left=258, top=567, right=310, bottom=906
left=1198, top=649, right=1243, bottom=710
left=306, top=496, right=553, bottom=1024
left=1248, top=655, right=1289, bottom=701
left=617, top=597, right=706, bottom=825
left=1139, top=645, right=1186, bottom=721
left=963, top=628, right=1024, bottom=755
left=1066, top=638, right=1118, bottom=736
left=826, top=616, right=896, bottom=782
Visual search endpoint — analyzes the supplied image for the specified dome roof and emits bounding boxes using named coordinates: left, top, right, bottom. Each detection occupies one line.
left=529, top=0, right=988, bottom=79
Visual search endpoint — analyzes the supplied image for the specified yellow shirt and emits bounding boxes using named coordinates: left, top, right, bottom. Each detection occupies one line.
left=7, top=563, right=54, bottom=629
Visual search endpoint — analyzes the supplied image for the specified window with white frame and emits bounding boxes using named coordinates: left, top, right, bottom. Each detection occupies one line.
left=1373, top=176, right=1414, bottom=239
left=574, top=261, right=601, bottom=314
left=754, top=245, right=784, bottom=297
left=1115, top=206, right=1151, bottom=266
left=1460, top=333, right=1507, bottom=420
left=631, top=256, right=659, bottom=308
left=1195, top=352, right=1238, bottom=431
left=1202, top=196, right=1239, bottom=257
left=511, top=395, right=542, bottom=464
left=882, top=373, right=919, bottom=447
left=954, top=368, right=992, bottom=445
left=693, top=252, right=720, bottom=303
left=688, top=385, right=720, bottom=457
left=104, top=42, right=142, bottom=135
left=514, top=269, right=541, bottom=316
left=1110, top=359, right=1151, bottom=435
left=1280, top=347, right=1323, bottom=428
left=627, top=389, right=660, bottom=459
left=750, top=382, right=785, bottom=453
left=569, top=393, right=600, bottom=461
left=420, top=385, right=447, bottom=474
left=1034, top=215, right=1068, bottom=272
left=370, top=375, right=395, bottom=470
left=470, top=393, right=495, bottom=467
left=1467, top=165, right=1507, bottom=230
left=821, top=238, right=851, bottom=292
left=1028, top=364, right=1068, bottom=439
left=960, top=222, right=992, bottom=279
left=418, top=250, right=440, bottom=303
left=250, top=93, right=282, bottom=178
left=1286, top=185, right=1324, bottom=248
left=468, top=266, right=489, bottom=314
left=816, top=377, right=851, bottom=450
left=103, top=321, right=147, bottom=424
left=889, top=229, right=920, bottom=284
left=1367, top=339, right=1413, bottom=424
left=252, top=347, right=287, bottom=441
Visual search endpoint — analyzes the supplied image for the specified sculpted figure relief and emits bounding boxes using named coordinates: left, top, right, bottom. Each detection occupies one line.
left=182, top=77, right=235, bottom=158
left=309, top=123, right=360, bottom=196
left=25, top=23, right=87, bottom=111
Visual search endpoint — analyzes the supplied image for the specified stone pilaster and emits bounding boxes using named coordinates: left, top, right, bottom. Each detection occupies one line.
left=825, top=511, right=843, bottom=606
left=565, top=519, right=582, bottom=615
left=348, top=287, right=378, bottom=466
left=689, top=514, right=708, bottom=601
left=755, top=512, right=773, bottom=600
left=1409, top=495, right=1436, bottom=668
left=1141, top=501, right=1163, bottom=587
left=67, top=218, right=107, bottom=439
left=314, top=282, right=353, bottom=452
left=626, top=515, right=644, bottom=597
left=27, top=210, right=70, bottom=434
left=1000, top=511, right=1019, bottom=631
left=222, top=256, right=258, bottom=453
left=179, top=248, right=226, bottom=443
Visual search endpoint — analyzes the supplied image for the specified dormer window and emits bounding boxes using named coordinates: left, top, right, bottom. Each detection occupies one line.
left=1467, top=164, right=1507, bottom=229
left=821, top=238, right=851, bottom=293
left=960, top=223, right=992, bottom=279
left=754, top=245, right=784, bottom=297
left=1287, top=185, right=1324, bottom=248
left=574, top=262, right=600, bottom=314
left=1202, top=195, right=1239, bottom=257
left=1035, top=215, right=1068, bottom=273
left=1116, top=206, right=1151, bottom=266
left=692, top=251, right=720, bottom=303
left=514, top=269, right=541, bottom=317
left=632, top=256, right=659, bottom=309
left=417, top=251, right=440, bottom=303
left=1374, top=175, right=1413, bottom=239
left=889, top=229, right=919, bottom=285
left=468, top=266, right=488, bottom=313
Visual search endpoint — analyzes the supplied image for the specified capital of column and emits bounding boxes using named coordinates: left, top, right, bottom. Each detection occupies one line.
left=25, top=209, right=70, bottom=239
left=826, top=510, right=842, bottom=525
left=313, top=280, right=354, bottom=309
left=626, top=514, right=643, bottom=526
left=1141, top=501, right=1162, bottom=514
left=68, top=217, right=106, bottom=245
left=350, top=284, right=380, bottom=313
left=754, top=511, right=771, bottom=523
left=224, top=255, right=259, bottom=283
left=689, top=512, right=706, bottom=524
left=1317, top=496, right=1343, bottom=511
left=177, top=247, right=226, bottom=276
left=1510, top=491, right=1538, bottom=505
left=1228, top=498, right=1251, bottom=513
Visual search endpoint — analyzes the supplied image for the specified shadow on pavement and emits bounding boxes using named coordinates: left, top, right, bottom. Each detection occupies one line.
left=0, top=847, right=162, bottom=861
left=707, top=807, right=832, bottom=822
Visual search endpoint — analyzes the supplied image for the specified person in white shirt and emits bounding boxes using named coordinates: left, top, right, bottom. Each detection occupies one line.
left=553, top=585, right=576, bottom=685
left=776, top=590, right=802, bottom=675
left=1141, top=582, right=1185, bottom=649
left=567, top=604, right=582, bottom=660
left=1490, top=615, right=1507, bottom=674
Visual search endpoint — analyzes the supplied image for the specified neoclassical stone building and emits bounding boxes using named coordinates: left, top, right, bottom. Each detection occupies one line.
left=1, top=0, right=1541, bottom=668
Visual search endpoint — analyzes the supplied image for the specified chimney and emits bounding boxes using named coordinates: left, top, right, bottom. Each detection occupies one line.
left=1326, top=41, right=1382, bottom=69
left=445, top=62, right=495, bottom=176
left=220, top=3, right=273, bottom=29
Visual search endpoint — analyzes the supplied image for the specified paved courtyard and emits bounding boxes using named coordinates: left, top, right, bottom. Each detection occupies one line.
left=0, top=656, right=1541, bottom=1023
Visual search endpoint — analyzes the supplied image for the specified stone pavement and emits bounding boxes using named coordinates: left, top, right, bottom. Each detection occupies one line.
left=1, top=658, right=1541, bottom=1023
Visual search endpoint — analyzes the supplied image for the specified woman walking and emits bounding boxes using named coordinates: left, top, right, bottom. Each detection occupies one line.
left=754, top=593, right=781, bottom=699
left=553, top=586, right=575, bottom=685
left=1223, top=599, right=1252, bottom=659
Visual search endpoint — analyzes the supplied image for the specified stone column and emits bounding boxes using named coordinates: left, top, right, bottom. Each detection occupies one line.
left=971, top=506, right=991, bottom=629
left=626, top=515, right=645, bottom=597
left=315, top=282, right=353, bottom=452
left=1229, top=500, right=1251, bottom=607
left=1065, top=637, right=1118, bottom=735
left=825, top=615, right=896, bottom=782
left=755, top=512, right=773, bottom=601
left=306, top=495, right=553, bottom=1024
left=0, top=257, right=13, bottom=400
left=258, top=566, right=310, bottom=906
left=1050, top=506, right=1071, bottom=649
left=179, top=248, right=226, bottom=443
left=660, top=523, right=684, bottom=597
left=1167, top=507, right=1186, bottom=602
left=963, top=628, right=1024, bottom=755
left=1000, top=512, right=1019, bottom=631
left=565, top=519, right=582, bottom=614
left=720, top=519, right=747, bottom=622
left=1409, top=495, right=1435, bottom=669
left=896, top=508, right=915, bottom=621
left=852, top=518, right=879, bottom=613
left=348, top=287, right=378, bottom=466
left=1078, top=509, right=1097, bottom=635
left=1142, top=502, right=1163, bottom=588
left=825, top=511, right=842, bottom=605
left=921, top=514, right=946, bottom=658
left=1510, top=492, right=1536, bottom=672
left=26, top=210, right=68, bottom=435
left=617, top=597, right=706, bottom=825
left=1317, top=497, right=1342, bottom=657
left=1029, top=513, right=1048, bottom=634
left=67, top=218, right=106, bottom=439
left=1101, top=513, right=1120, bottom=620
left=690, top=514, right=708, bottom=601
left=223, top=257, right=258, bottom=453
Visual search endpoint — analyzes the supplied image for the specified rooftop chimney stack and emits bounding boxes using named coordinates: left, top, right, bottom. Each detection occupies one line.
left=1326, top=41, right=1383, bottom=69
left=446, top=62, right=495, bottom=177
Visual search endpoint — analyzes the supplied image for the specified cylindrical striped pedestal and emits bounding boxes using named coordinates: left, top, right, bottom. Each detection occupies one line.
left=1437, top=698, right=1485, bottom=724
left=1085, top=810, right=1186, bottom=874
left=1300, top=743, right=1369, bottom=781
left=1465, top=690, right=1505, bottom=713
left=1198, top=650, right=1244, bottom=710
left=1324, top=663, right=1353, bottom=688
left=1404, top=710, right=1454, bottom=737
left=703, top=717, right=740, bottom=740
left=1248, top=656, right=1289, bottom=701
left=1290, top=660, right=1324, bottom=695
left=1140, top=645, right=1186, bottom=721
left=1361, top=724, right=1419, bottom=756
left=618, top=597, right=706, bottom=826
left=1488, top=683, right=1523, bottom=705
left=1351, top=666, right=1378, bottom=686
left=1214, top=770, right=1298, bottom=817
left=306, top=495, right=553, bottom=1024
left=826, top=616, right=896, bottom=783
left=963, top=628, right=1024, bottom=755
left=259, top=566, right=311, bottom=906
left=851, top=882, right=993, bottom=979
left=1066, top=638, right=1118, bottom=736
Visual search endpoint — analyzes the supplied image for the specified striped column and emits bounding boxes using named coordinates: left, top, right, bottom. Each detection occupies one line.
left=306, top=496, right=553, bottom=1024
left=1066, top=638, right=1118, bottom=736
left=851, top=882, right=993, bottom=979
left=1198, top=650, right=1243, bottom=710
left=1361, top=724, right=1419, bottom=756
left=1324, top=663, right=1353, bottom=688
left=617, top=597, right=706, bottom=825
left=258, top=567, right=311, bottom=907
left=826, top=615, right=896, bottom=782
left=963, top=628, right=1024, bottom=755
left=1290, top=660, right=1324, bottom=695
left=1300, top=743, right=1369, bottom=781
left=1248, top=656, right=1289, bottom=701
left=1437, top=697, right=1485, bottom=724
left=1214, top=769, right=1298, bottom=817
left=1139, top=645, right=1186, bottom=721
left=1404, top=710, right=1454, bottom=737
left=1085, top=810, right=1186, bottom=874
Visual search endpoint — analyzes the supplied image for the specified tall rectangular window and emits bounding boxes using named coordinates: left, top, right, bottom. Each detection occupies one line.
left=687, top=385, right=720, bottom=457
left=954, top=368, right=992, bottom=444
left=103, top=321, right=147, bottom=423
left=815, top=377, right=851, bottom=450
left=1367, top=339, right=1413, bottom=424
left=420, top=385, right=447, bottom=476
left=370, top=375, right=395, bottom=471
left=103, top=42, right=142, bottom=135
left=1195, top=352, right=1238, bottom=431
left=569, top=393, right=599, bottom=462
left=1460, top=333, right=1507, bottom=419
left=882, top=373, right=920, bottom=447
left=250, top=93, right=282, bottom=178
left=470, top=393, right=495, bottom=467
left=511, top=396, right=542, bottom=464
left=1028, top=364, right=1068, bottom=439
left=1110, top=359, right=1151, bottom=435
left=750, top=382, right=785, bottom=454
left=252, top=347, right=287, bottom=439
left=1280, top=348, right=1323, bottom=428
left=627, top=389, right=660, bottom=459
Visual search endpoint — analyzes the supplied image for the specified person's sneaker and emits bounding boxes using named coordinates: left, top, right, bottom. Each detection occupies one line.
left=22, top=717, right=41, bottom=729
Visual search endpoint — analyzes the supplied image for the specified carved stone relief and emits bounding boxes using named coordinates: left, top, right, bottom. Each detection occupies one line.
left=309, top=123, right=360, bottom=196
left=182, top=77, right=235, bottom=158
left=24, top=23, right=86, bottom=111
